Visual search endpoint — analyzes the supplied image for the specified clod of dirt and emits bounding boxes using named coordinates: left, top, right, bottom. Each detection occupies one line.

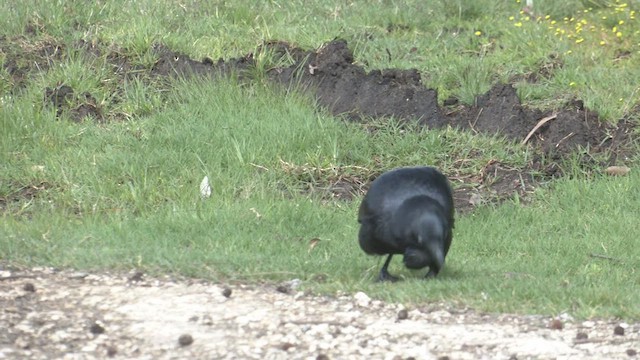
left=45, top=84, right=74, bottom=108
left=627, top=349, right=638, bottom=356
left=443, top=96, right=459, bottom=106
left=549, top=319, right=564, bottom=330
left=128, top=270, right=144, bottom=282
left=576, top=332, right=589, bottom=340
left=269, top=39, right=445, bottom=128
left=615, top=325, right=626, bottom=336
left=22, top=282, right=35, bottom=292
left=178, top=334, right=194, bottom=346
left=437, top=356, right=451, bottom=360
left=89, top=322, right=105, bottom=335
left=280, top=342, right=295, bottom=351
left=44, top=84, right=103, bottom=123
left=397, top=309, right=409, bottom=321
left=316, top=355, right=330, bottom=360
left=222, top=287, right=232, bottom=298
left=275, top=285, right=290, bottom=294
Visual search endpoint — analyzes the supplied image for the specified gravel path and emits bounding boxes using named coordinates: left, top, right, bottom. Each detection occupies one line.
left=1, top=267, right=637, bottom=359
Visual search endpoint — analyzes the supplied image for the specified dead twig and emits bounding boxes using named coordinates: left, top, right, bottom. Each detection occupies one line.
left=589, top=253, right=622, bottom=262
left=469, top=108, right=482, bottom=134
left=574, top=338, right=629, bottom=345
left=555, top=132, right=575, bottom=148
left=0, top=275, right=37, bottom=281
left=285, top=319, right=363, bottom=329
left=522, top=113, right=557, bottom=145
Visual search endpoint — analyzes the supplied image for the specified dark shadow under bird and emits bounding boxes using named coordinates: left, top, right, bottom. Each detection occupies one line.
left=358, top=166, right=455, bottom=282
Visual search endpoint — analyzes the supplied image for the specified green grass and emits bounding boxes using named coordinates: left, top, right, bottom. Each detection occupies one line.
left=1, top=0, right=640, bottom=320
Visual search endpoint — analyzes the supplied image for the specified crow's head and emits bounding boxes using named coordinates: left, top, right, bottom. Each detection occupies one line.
left=402, top=212, right=446, bottom=275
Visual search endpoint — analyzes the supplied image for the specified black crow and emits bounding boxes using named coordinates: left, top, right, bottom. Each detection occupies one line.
left=358, top=166, right=455, bottom=282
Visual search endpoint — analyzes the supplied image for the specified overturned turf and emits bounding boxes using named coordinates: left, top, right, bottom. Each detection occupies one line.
left=147, top=38, right=636, bottom=161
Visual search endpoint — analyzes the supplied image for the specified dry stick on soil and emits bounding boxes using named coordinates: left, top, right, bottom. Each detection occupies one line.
left=589, top=253, right=623, bottom=262
left=469, top=108, right=482, bottom=134
left=521, top=113, right=558, bottom=145
left=555, top=132, right=575, bottom=148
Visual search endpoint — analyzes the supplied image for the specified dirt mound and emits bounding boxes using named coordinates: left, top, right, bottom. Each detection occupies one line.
left=447, top=83, right=634, bottom=156
left=150, top=44, right=255, bottom=79
left=148, top=39, right=635, bottom=160
left=268, top=39, right=445, bottom=128
left=44, top=84, right=103, bottom=123
left=266, top=40, right=633, bottom=158
left=3, top=35, right=634, bottom=158
left=0, top=35, right=63, bottom=90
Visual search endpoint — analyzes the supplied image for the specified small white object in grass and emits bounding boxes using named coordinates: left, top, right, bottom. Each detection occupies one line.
left=354, top=291, right=371, bottom=307
left=199, top=176, right=211, bottom=199
left=249, top=208, right=262, bottom=219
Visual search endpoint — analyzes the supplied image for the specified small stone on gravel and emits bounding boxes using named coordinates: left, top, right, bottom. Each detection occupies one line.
left=222, top=287, right=232, bottom=298
left=68, top=272, right=89, bottom=279
left=178, top=334, right=194, bottom=346
left=576, top=332, right=589, bottom=340
left=106, top=345, right=117, bottom=357
left=89, top=322, right=105, bottom=335
left=128, top=271, right=144, bottom=282
left=627, top=349, right=637, bottom=357
left=549, top=319, right=563, bottom=330
left=354, top=292, right=371, bottom=307
left=397, top=309, right=409, bottom=320
left=316, top=355, right=329, bottom=360
left=615, top=325, right=626, bottom=336
left=23, top=282, right=36, bottom=292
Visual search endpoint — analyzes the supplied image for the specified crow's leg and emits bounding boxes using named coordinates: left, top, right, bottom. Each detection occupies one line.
left=377, top=255, right=400, bottom=282
left=424, top=267, right=439, bottom=279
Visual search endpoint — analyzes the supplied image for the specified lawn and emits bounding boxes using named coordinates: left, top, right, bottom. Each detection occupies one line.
left=1, top=0, right=639, bottom=319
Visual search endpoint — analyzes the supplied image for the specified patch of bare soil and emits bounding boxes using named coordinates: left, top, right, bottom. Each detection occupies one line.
left=0, top=35, right=63, bottom=89
left=44, top=84, right=103, bottom=123
left=0, top=182, right=51, bottom=214
left=149, top=38, right=635, bottom=159
left=1, top=268, right=638, bottom=360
